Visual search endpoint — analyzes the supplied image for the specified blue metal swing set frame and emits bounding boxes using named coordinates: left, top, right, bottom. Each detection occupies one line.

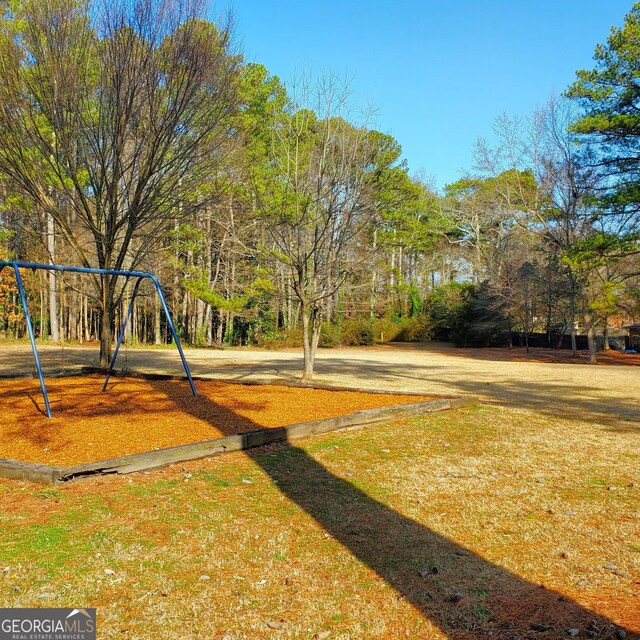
left=0, top=260, right=197, bottom=418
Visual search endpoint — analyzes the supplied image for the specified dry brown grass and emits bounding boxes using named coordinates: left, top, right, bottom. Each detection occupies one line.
left=0, top=343, right=638, bottom=638
left=0, top=402, right=638, bottom=639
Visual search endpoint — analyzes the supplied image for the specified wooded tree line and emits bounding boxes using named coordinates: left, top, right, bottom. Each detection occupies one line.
left=0, top=0, right=639, bottom=375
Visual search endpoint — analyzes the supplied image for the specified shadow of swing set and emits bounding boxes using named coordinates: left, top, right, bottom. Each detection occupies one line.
left=0, top=260, right=197, bottom=418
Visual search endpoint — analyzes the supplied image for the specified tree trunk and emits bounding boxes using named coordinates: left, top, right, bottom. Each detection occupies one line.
left=195, top=297, right=206, bottom=345
left=60, top=276, right=66, bottom=342
left=204, top=206, right=213, bottom=346
left=602, top=314, right=610, bottom=351
left=286, top=292, right=293, bottom=330
left=301, top=305, right=322, bottom=380
left=69, top=276, right=78, bottom=341
left=569, top=280, right=578, bottom=357
left=570, top=327, right=578, bottom=357
left=205, top=304, right=212, bottom=346
left=224, top=311, right=234, bottom=344
left=99, top=308, right=112, bottom=367
left=390, top=247, right=396, bottom=287
left=124, top=282, right=133, bottom=345
left=154, top=296, right=162, bottom=345
left=370, top=228, right=377, bottom=319
left=584, top=307, right=597, bottom=364
left=301, top=307, right=313, bottom=379
left=39, top=276, right=46, bottom=342
left=215, top=311, right=224, bottom=344
left=181, top=289, right=189, bottom=344
left=83, top=295, right=90, bottom=342
left=398, top=245, right=406, bottom=316
left=99, top=281, right=114, bottom=368
left=48, top=212, right=59, bottom=342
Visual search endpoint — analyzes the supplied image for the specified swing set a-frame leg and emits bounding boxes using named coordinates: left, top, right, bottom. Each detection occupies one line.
left=2, top=264, right=52, bottom=418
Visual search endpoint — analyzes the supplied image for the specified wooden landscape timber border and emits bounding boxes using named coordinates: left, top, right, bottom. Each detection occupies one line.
left=0, top=372, right=476, bottom=485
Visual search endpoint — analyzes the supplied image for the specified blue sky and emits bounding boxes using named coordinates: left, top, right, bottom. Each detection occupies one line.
left=228, top=1, right=631, bottom=191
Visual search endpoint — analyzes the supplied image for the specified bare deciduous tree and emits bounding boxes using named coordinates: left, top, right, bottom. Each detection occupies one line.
left=0, top=0, right=240, bottom=364
left=254, top=76, right=379, bottom=379
left=475, top=96, right=603, bottom=360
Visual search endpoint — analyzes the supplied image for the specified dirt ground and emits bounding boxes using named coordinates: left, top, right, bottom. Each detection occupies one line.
left=0, top=403, right=638, bottom=638
left=1, top=341, right=638, bottom=427
left=443, top=344, right=640, bottom=366
left=0, top=375, right=433, bottom=466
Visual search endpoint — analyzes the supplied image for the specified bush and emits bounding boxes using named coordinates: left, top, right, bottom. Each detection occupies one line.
left=254, top=312, right=433, bottom=350
left=254, top=327, right=303, bottom=349
left=452, top=284, right=510, bottom=347
left=396, top=314, right=432, bottom=341
left=372, top=314, right=433, bottom=343
left=319, top=322, right=342, bottom=348
left=424, top=281, right=509, bottom=347
left=424, top=282, right=476, bottom=341
left=341, top=318, right=374, bottom=346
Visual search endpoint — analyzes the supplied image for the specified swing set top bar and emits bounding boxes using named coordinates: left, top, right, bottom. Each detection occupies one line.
left=0, top=260, right=197, bottom=418
left=0, top=260, right=159, bottom=280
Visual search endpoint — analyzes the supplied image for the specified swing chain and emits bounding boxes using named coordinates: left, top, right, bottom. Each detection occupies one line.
left=119, top=277, right=131, bottom=375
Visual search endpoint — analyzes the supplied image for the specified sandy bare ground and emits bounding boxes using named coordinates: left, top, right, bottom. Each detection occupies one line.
left=1, top=341, right=638, bottom=429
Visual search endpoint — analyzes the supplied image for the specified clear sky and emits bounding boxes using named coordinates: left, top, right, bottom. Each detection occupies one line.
left=228, top=1, right=632, bottom=191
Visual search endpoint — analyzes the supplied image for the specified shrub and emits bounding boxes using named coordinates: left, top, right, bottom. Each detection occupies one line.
left=424, top=281, right=476, bottom=341
left=397, top=314, right=433, bottom=341
left=254, top=327, right=303, bottom=349
left=424, top=281, right=509, bottom=347
left=319, top=322, right=342, bottom=348
left=372, top=314, right=433, bottom=343
left=341, top=317, right=374, bottom=346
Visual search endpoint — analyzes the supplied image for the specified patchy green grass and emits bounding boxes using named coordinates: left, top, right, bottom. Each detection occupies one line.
left=0, top=405, right=638, bottom=639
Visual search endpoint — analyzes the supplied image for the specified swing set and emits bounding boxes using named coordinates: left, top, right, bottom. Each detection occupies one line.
left=0, top=260, right=197, bottom=418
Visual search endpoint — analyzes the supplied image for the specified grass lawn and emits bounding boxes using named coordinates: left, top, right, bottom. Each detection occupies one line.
left=0, top=404, right=638, bottom=639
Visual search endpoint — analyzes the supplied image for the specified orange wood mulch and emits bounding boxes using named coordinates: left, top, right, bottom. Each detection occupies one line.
left=0, top=375, right=434, bottom=467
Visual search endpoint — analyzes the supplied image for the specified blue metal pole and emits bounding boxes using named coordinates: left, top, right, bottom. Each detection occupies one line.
left=11, top=265, right=52, bottom=418
left=102, top=277, right=143, bottom=392
left=151, top=275, right=197, bottom=397
left=0, top=260, right=156, bottom=280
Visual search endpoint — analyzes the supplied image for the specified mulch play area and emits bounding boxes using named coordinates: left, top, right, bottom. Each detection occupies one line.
left=0, top=375, right=436, bottom=467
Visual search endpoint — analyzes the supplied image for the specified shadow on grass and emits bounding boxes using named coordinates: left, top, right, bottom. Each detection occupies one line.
left=156, top=380, right=635, bottom=639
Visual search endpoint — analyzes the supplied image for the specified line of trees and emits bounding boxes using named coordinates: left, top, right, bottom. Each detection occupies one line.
left=0, top=0, right=639, bottom=376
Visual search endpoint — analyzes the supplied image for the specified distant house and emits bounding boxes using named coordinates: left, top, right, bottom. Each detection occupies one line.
left=623, top=323, right=640, bottom=350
